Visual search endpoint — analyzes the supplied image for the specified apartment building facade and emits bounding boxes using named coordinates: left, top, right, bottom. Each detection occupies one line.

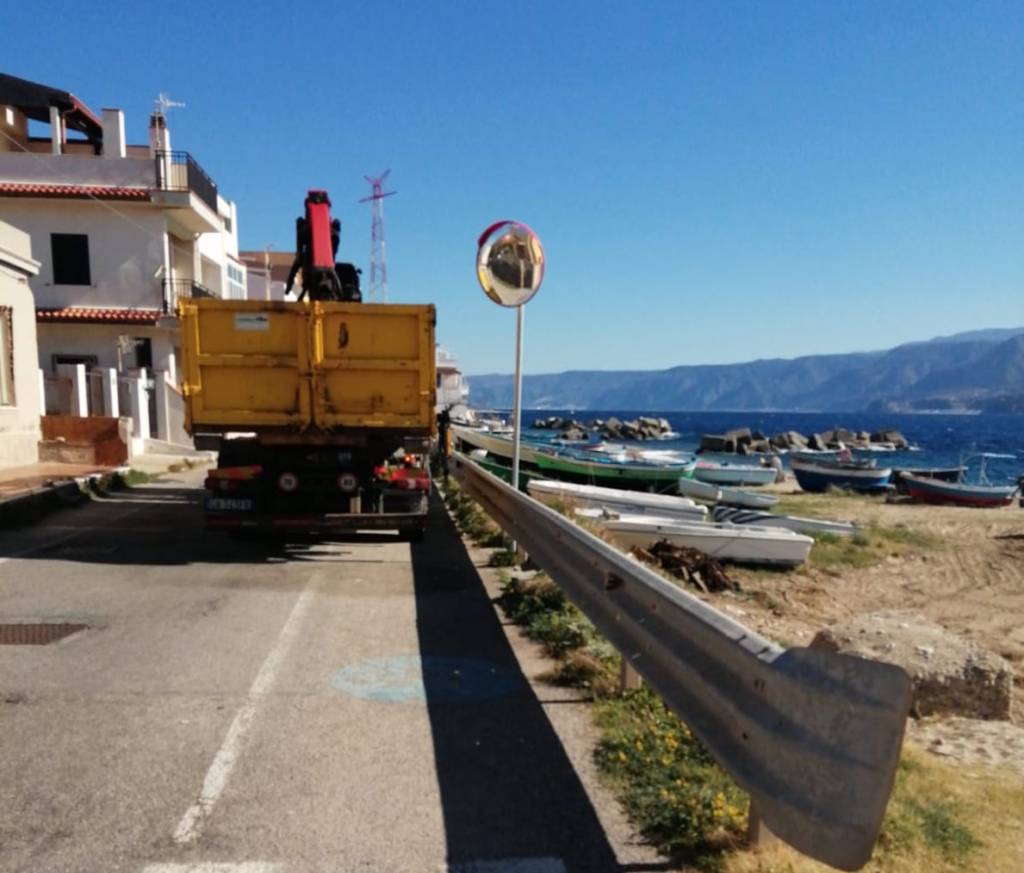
left=0, top=73, right=245, bottom=410
left=0, top=219, right=41, bottom=467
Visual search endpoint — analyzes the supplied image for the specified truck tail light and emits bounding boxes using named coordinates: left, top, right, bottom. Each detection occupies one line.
left=277, top=472, right=299, bottom=493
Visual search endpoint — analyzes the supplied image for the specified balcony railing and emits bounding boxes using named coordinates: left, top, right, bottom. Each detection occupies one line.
left=154, top=150, right=218, bottom=213
left=163, top=278, right=215, bottom=312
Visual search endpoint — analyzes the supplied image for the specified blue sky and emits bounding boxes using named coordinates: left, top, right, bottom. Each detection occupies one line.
left=5, top=1, right=1021, bottom=374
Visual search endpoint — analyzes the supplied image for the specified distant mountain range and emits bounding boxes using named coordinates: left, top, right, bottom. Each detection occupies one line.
left=466, top=328, right=1024, bottom=413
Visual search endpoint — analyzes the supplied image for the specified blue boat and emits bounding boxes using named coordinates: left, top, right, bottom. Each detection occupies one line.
left=790, top=457, right=892, bottom=493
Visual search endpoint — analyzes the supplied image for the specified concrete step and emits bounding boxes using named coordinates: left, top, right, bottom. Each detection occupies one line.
left=142, top=438, right=213, bottom=458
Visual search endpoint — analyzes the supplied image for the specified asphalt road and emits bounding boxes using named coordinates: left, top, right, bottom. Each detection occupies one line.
left=0, top=470, right=652, bottom=873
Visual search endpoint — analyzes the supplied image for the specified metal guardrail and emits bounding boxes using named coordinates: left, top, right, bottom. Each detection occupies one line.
left=450, top=453, right=912, bottom=872
left=163, top=278, right=214, bottom=312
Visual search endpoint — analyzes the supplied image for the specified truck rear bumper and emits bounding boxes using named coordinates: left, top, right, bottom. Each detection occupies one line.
left=206, top=511, right=427, bottom=533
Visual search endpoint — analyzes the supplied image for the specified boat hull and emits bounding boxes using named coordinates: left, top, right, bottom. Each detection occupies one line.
left=693, top=462, right=777, bottom=486
left=902, top=474, right=1017, bottom=507
left=790, top=459, right=892, bottom=493
left=717, top=486, right=779, bottom=509
left=527, top=479, right=708, bottom=521
left=600, top=515, right=813, bottom=567
left=712, top=505, right=857, bottom=536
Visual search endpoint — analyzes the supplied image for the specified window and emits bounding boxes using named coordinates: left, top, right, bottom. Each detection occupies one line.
left=52, top=353, right=98, bottom=373
left=227, top=263, right=246, bottom=299
left=0, top=307, right=13, bottom=406
left=51, top=233, right=92, bottom=285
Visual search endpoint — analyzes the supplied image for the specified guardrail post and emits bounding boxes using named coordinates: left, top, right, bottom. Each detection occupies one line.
left=747, top=799, right=777, bottom=848
left=618, top=656, right=643, bottom=693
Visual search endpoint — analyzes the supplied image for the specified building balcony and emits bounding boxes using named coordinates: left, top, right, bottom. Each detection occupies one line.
left=163, top=278, right=215, bottom=313
left=152, top=151, right=221, bottom=235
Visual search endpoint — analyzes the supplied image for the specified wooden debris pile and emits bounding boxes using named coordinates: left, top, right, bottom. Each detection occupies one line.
left=631, top=539, right=739, bottom=593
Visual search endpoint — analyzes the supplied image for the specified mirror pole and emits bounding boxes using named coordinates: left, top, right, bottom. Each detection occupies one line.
left=512, top=303, right=525, bottom=505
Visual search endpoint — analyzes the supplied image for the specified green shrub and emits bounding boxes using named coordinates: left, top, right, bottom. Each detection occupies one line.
left=595, top=687, right=746, bottom=867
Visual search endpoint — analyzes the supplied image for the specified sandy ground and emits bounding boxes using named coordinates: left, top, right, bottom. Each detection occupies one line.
left=716, top=479, right=1024, bottom=774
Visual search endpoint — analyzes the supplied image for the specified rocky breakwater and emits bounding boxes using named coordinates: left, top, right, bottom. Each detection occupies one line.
left=532, top=415, right=675, bottom=442
left=699, top=426, right=910, bottom=455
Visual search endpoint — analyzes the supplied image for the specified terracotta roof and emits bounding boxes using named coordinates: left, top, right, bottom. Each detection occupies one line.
left=36, top=308, right=164, bottom=325
left=0, top=182, right=150, bottom=201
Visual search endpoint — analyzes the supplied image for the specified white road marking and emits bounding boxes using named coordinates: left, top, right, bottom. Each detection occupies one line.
left=142, top=864, right=283, bottom=872
left=173, top=580, right=318, bottom=844
left=446, top=861, right=566, bottom=873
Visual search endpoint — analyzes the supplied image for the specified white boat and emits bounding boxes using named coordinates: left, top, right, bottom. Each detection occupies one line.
left=693, top=461, right=778, bottom=487
left=596, top=513, right=813, bottom=567
left=711, top=505, right=858, bottom=536
left=528, top=479, right=708, bottom=521
left=452, top=425, right=545, bottom=463
left=717, top=485, right=779, bottom=509
left=676, top=478, right=721, bottom=502
left=676, top=477, right=779, bottom=509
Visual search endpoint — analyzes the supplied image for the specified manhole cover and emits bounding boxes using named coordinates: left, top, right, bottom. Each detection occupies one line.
left=0, top=623, right=88, bottom=645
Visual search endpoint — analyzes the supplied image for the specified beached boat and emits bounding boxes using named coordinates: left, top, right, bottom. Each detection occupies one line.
left=717, top=486, right=779, bottom=509
left=595, top=513, right=813, bottom=567
left=901, top=474, right=1017, bottom=507
left=452, top=425, right=546, bottom=464
left=455, top=424, right=697, bottom=492
left=900, top=454, right=1018, bottom=507
left=891, top=466, right=966, bottom=494
left=676, top=478, right=722, bottom=502
left=790, top=457, right=892, bottom=493
left=711, top=505, right=857, bottom=536
left=473, top=455, right=542, bottom=490
left=533, top=450, right=697, bottom=487
left=693, top=461, right=777, bottom=487
left=527, top=479, right=708, bottom=521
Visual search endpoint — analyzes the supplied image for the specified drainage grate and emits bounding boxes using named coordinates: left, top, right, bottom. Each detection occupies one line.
left=0, top=623, right=88, bottom=645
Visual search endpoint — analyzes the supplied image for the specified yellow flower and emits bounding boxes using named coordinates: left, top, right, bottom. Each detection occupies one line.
left=635, top=739, right=644, bottom=752
left=617, top=751, right=627, bottom=763
left=661, top=755, right=673, bottom=767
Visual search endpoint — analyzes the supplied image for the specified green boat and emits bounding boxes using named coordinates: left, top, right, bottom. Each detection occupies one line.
left=533, top=450, right=696, bottom=489
left=475, top=455, right=542, bottom=490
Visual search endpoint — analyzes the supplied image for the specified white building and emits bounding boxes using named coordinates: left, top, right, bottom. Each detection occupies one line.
left=436, top=346, right=470, bottom=417
left=239, top=249, right=295, bottom=301
left=0, top=73, right=245, bottom=440
left=0, top=219, right=42, bottom=468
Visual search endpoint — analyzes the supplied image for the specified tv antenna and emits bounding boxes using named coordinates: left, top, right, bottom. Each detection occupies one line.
left=153, top=93, right=186, bottom=116
left=359, top=170, right=396, bottom=302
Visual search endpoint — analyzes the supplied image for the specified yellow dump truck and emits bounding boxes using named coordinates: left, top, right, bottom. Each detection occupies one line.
left=178, top=297, right=436, bottom=539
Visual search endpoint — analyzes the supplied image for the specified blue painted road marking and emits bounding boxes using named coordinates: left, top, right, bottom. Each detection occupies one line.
left=331, top=655, right=522, bottom=703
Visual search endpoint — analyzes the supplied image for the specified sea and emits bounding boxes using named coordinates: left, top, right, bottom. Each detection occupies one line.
left=517, top=409, right=1024, bottom=485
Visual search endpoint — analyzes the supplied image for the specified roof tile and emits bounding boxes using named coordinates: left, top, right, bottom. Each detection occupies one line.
left=0, top=182, right=150, bottom=201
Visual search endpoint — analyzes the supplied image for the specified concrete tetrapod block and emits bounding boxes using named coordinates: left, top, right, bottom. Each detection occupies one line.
left=811, top=610, right=1013, bottom=720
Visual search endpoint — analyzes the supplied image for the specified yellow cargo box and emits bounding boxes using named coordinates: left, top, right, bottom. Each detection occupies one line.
left=178, top=299, right=436, bottom=436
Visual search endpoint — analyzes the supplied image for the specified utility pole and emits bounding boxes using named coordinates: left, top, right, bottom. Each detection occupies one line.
left=263, top=243, right=273, bottom=301
left=359, top=170, right=396, bottom=302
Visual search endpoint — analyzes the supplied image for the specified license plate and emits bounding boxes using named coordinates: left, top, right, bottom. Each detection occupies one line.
left=205, top=497, right=255, bottom=512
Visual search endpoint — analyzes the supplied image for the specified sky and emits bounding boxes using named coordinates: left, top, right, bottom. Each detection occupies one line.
left=4, top=1, right=1021, bottom=375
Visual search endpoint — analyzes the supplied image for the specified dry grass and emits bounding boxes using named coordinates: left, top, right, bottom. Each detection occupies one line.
left=724, top=748, right=1024, bottom=873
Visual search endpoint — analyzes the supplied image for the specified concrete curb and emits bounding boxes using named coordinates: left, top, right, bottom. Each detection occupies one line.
left=0, top=466, right=131, bottom=529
